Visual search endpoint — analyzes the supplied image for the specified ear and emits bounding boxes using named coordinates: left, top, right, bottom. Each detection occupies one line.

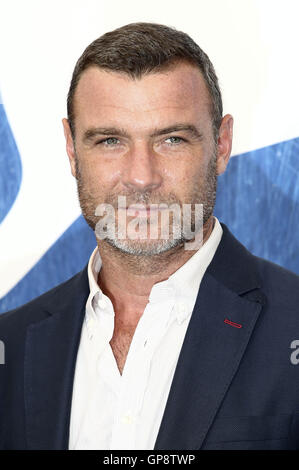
left=216, top=114, right=234, bottom=175
left=62, top=118, right=77, bottom=178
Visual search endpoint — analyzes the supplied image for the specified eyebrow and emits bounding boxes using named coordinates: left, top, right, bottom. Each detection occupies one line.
left=83, top=127, right=129, bottom=143
left=150, top=124, right=203, bottom=140
left=82, top=123, right=203, bottom=144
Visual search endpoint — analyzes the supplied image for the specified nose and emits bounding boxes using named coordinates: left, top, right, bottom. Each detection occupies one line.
left=121, top=142, right=163, bottom=192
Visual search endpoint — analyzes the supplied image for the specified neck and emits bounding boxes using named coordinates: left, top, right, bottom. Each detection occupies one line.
left=96, top=216, right=215, bottom=325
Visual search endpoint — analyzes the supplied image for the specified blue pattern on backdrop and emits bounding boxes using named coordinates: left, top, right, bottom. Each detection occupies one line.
left=0, top=136, right=298, bottom=313
left=214, top=137, right=299, bottom=273
left=0, top=96, right=22, bottom=223
left=0, top=215, right=96, bottom=313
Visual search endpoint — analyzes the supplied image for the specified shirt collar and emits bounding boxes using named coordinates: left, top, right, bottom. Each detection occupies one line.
left=166, top=216, right=222, bottom=298
left=148, top=216, right=223, bottom=322
left=86, top=216, right=223, bottom=326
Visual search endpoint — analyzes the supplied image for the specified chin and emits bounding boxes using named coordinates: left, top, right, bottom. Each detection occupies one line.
left=104, top=237, right=185, bottom=256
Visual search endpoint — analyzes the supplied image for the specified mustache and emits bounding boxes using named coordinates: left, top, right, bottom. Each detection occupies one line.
left=104, top=191, right=180, bottom=208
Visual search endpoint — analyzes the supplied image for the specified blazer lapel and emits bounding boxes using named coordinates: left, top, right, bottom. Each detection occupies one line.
left=24, top=266, right=89, bottom=450
left=23, top=222, right=266, bottom=450
left=154, top=223, right=266, bottom=450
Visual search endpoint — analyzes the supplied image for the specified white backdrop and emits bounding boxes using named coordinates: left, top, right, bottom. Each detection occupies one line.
left=0, top=0, right=299, bottom=297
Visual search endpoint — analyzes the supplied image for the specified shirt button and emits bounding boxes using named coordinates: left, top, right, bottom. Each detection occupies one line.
left=176, top=302, right=188, bottom=324
left=98, top=298, right=107, bottom=309
left=121, top=414, right=134, bottom=425
left=86, top=317, right=95, bottom=339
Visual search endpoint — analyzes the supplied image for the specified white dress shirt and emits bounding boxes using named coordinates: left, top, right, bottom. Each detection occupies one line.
left=68, top=216, right=223, bottom=450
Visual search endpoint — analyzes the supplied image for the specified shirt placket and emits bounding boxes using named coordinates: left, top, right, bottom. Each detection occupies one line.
left=109, top=296, right=175, bottom=450
left=94, top=304, right=121, bottom=391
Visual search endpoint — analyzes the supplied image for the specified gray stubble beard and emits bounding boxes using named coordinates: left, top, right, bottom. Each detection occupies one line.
left=75, top=150, right=218, bottom=258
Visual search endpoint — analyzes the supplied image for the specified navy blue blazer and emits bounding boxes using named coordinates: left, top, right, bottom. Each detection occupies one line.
left=1, top=222, right=299, bottom=450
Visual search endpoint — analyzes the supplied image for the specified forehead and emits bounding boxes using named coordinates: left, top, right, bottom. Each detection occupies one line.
left=73, top=62, right=212, bottom=132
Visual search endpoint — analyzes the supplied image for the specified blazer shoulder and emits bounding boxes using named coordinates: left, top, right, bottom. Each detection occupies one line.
left=0, top=266, right=88, bottom=332
left=253, top=254, right=299, bottom=309
left=254, top=254, right=299, bottom=287
left=216, top=223, right=299, bottom=312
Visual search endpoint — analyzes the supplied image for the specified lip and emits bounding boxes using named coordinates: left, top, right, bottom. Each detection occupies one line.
left=128, top=206, right=160, bottom=211
left=118, top=205, right=167, bottom=211
left=118, top=205, right=166, bottom=217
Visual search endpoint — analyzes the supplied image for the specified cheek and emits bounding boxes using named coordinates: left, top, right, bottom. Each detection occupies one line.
left=163, top=161, right=205, bottom=190
left=78, top=157, right=120, bottom=192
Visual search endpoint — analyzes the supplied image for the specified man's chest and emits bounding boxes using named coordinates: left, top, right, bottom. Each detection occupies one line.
left=109, top=322, right=138, bottom=375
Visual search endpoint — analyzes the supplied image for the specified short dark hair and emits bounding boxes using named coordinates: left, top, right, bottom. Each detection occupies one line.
left=67, top=22, right=223, bottom=141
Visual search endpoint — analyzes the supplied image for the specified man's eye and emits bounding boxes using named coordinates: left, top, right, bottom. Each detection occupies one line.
left=96, top=137, right=119, bottom=146
left=165, top=136, right=185, bottom=145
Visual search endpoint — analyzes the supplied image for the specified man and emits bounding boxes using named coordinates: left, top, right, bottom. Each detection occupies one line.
left=0, top=22, right=299, bottom=451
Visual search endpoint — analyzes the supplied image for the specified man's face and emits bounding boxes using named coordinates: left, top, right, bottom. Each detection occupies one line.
left=63, top=61, right=233, bottom=255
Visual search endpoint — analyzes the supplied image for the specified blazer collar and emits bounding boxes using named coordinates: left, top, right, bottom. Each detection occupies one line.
left=24, top=222, right=265, bottom=449
left=154, top=222, right=265, bottom=449
left=24, top=267, right=90, bottom=449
